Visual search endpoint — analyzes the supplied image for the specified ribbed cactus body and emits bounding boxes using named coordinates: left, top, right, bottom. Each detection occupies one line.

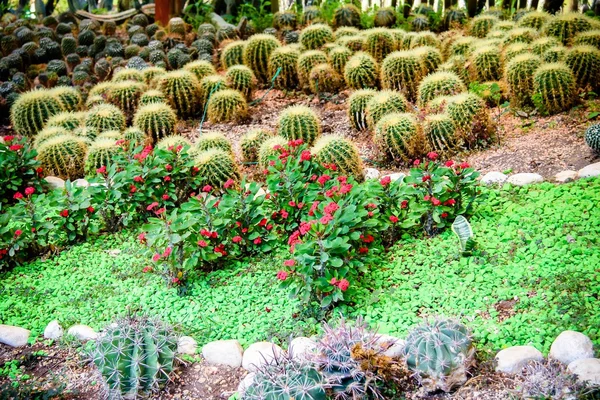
left=50, top=86, right=82, bottom=111
left=410, top=31, right=441, bottom=49
left=300, top=24, right=334, bottom=50
left=503, top=28, right=538, bottom=46
left=337, top=35, right=364, bottom=52
left=424, top=113, right=457, bottom=152
left=375, top=112, right=421, bottom=163
left=469, top=15, right=498, bottom=38
left=93, top=316, right=177, bottom=399
left=348, top=89, right=376, bottom=131
left=505, top=54, right=542, bottom=109
left=269, top=46, right=300, bottom=90
left=243, top=34, right=281, bottom=84
left=517, top=11, right=551, bottom=30
left=503, top=43, right=531, bottom=62
left=312, top=135, right=364, bottom=181
left=85, top=138, right=121, bottom=174
left=418, top=71, right=466, bottom=107
left=542, top=46, right=567, bottom=63
left=374, top=8, right=396, bottom=28
left=411, top=15, right=430, bottom=32
left=298, top=50, right=328, bottom=87
left=531, top=37, right=562, bottom=57
left=437, top=93, right=488, bottom=132
left=123, top=127, right=146, bottom=146
left=112, top=68, right=144, bottom=83
left=221, top=40, right=246, bottom=69
left=225, top=65, right=256, bottom=99
left=545, top=13, right=593, bottom=45
left=195, top=131, right=233, bottom=154
left=309, top=64, right=343, bottom=94
left=274, top=10, right=298, bottom=30
left=333, top=4, right=361, bottom=28
left=156, top=70, right=201, bottom=118
left=329, top=46, right=352, bottom=75
left=199, top=74, right=228, bottom=107
left=194, top=149, right=240, bottom=189
left=241, top=128, right=273, bottom=162
left=413, top=46, right=443, bottom=76
left=97, top=130, right=124, bottom=141
left=468, top=46, right=502, bottom=83
left=277, top=106, right=321, bottom=145
left=565, top=45, right=600, bottom=90
left=140, top=90, right=167, bottom=106
left=363, top=28, right=395, bottom=62
left=37, top=134, right=88, bottom=179
left=107, top=80, right=145, bottom=117
left=183, top=60, right=217, bottom=83
left=366, top=90, right=409, bottom=129
left=344, top=52, right=378, bottom=90
left=207, top=89, right=248, bottom=123
left=532, top=62, right=577, bottom=115
left=45, top=111, right=85, bottom=131
left=573, top=30, right=600, bottom=49
left=86, top=103, right=126, bottom=133
left=449, top=37, right=476, bottom=58
left=10, top=89, right=63, bottom=136
left=381, top=51, right=424, bottom=102
left=134, top=102, right=177, bottom=143
left=303, top=6, right=322, bottom=25
left=156, top=135, right=192, bottom=150
left=403, top=319, right=473, bottom=393
left=34, top=126, right=70, bottom=149
left=584, top=123, right=600, bottom=153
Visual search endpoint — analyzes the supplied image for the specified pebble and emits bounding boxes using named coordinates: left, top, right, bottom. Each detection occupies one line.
left=43, top=320, right=63, bottom=340
left=376, top=334, right=405, bottom=358
left=554, top=170, right=578, bottom=183
left=44, top=176, right=65, bottom=190
left=506, top=173, right=544, bottom=186
left=73, top=178, right=89, bottom=187
left=67, top=324, right=97, bottom=341
left=549, top=330, right=595, bottom=365
left=364, top=168, right=380, bottom=180
left=0, top=324, right=30, bottom=347
left=289, top=337, right=316, bottom=361
left=237, top=372, right=255, bottom=397
left=242, top=342, right=283, bottom=372
left=177, top=336, right=198, bottom=355
left=481, top=171, right=508, bottom=185
left=578, top=162, right=600, bottom=178
left=495, top=345, right=544, bottom=374
left=202, top=339, right=244, bottom=368
left=567, top=358, right=600, bottom=385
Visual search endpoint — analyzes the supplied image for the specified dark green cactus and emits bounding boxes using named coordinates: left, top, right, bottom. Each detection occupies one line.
left=366, top=90, right=409, bottom=129
left=410, top=31, right=441, bottom=49
left=363, top=28, right=395, bottom=63
left=449, top=37, right=476, bottom=58
left=85, top=103, right=126, bottom=133
left=584, top=123, right=600, bottom=153
left=156, top=70, right=202, bottom=118
left=139, top=89, right=167, bottom=106
left=467, top=45, right=502, bottom=83
left=444, top=9, right=467, bottom=30
left=418, top=71, right=467, bottom=107
left=93, top=316, right=177, bottom=399
left=573, top=30, right=600, bottom=49
left=45, top=111, right=85, bottom=131
left=107, top=80, right=145, bottom=117
left=348, top=89, right=376, bottom=131
left=61, top=35, right=76, bottom=56
left=542, top=46, right=568, bottom=63
left=195, top=131, right=233, bottom=154
left=565, top=45, right=600, bottom=90
left=133, top=102, right=178, bottom=143
left=243, top=34, right=281, bottom=84
left=312, top=135, right=364, bottom=181
left=413, top=46, right=443, bottom=76
left=268, top=46, right=300, bottom=90
left=505, top=53, right=542, bottom=108
left=424, top=113, right=458, bottom=152
left=142, top=67, right=167, bottom=86
left=333, top=4, right=361, bottom=28
left=503, top=42, right=532, bottom=62
left=469, top=15, right=499, bottom=38
left=183, top=60, right=217, bottom=83
left=194, top=149, right=240, bottom=190
left=532, top=62, right=577, bottom=115
left=374, top=8, right=396, bottom=28
left=344, top=52, right=378, bottom=90
left=300, top=23, right=334, bottom=50
left=403, top=319, right=474, bottom=393
left=274, top=10, right=298, bottom=30
left=303, top=6, right=322, bottom=25
left=298, top=50, right=328, bottom=87
left=544, top=13, right=594, bottom=46
left=375, top=112, right=421, bottom=164
left=221, top=40, right=246, bottom=69
left=36, top=134, right=88, bottom=179
left=207, top=89, right=248, bottom=123
left=277, top=105, right=321, bottom=145
left=225, top=65, right=256, bottom=99
left=217, top=25, right=239, bottom=42
left=381, top=51, right=424, bottom=102
left=241, top=128, right=273, bottom=162
left=50, top=86, right=82, bottom=112
left=199, top=74, right=228, bottom=107
left=10, top=89, right=63, bottom=136
left=309, top=63, right=343, bottom=94
left=84, top=138, right=121, bottom=175
left=411, top=15, right=430, bottom=32
left=336, top=35, right=364, bottom=52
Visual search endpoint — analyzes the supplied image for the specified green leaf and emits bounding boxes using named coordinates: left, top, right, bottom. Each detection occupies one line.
left=452, top=215, right=473, bottom=253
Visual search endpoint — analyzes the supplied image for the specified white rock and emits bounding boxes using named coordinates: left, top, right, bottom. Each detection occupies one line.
left=237, top=372, right=255, bottom=397
left=255, top=187, right=266, bottom=199
left=568, top=358, right=600, bottom=385
left=107, top=249, right=121, bottom=256
left=67, top=324, right=97, bottom=341
left=242, top=342, right=283, bottom=372
left=364, top=168, right=380, bottom=180
left=0, top=324, right=30, bottom=347
left=381, top=173, right=406, bottom=183
left=481, top=171, right=508, bottom=185
left=44, top=176, right=65, bottom=190
left=43, top=320, right=63, bottom=340
left=202, top=339, right=244, bottom=367
left=73, top=178, right=89, bottom=187
left=495, top=346, right=544, bottom=374
left=376, top=334, right=405, bottom=358
left=578, top=162, right=600, bottom=178
left=554, top=170, right=578, bottom=183
left=177, top=336, right=198, bottom=355
left=289, top=337, right=316, bottom=361
left=506, top=173, right=544, bottom=186
left=549, top=331, right=595, bottom=365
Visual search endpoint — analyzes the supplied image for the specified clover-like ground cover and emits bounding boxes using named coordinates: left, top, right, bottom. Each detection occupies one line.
left=0, top=179, right=598, bottom=356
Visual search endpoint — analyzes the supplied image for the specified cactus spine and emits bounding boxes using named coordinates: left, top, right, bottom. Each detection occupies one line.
left=243, top=34, right=281, bottom=84
left=221, top=40, right=246, bottom=69
left=269, top=46, right=300, bottom=90
left=45, top=111, right=86, bottom=131
left=424, top=113, right=458, bottom=152
left=300, top=23, right=334, bottom=50
left=277, top=106, right=321, bottom=145
left=113, top=68, right=144, bottom=83
left=85, top=138, right=121, bottom=175
left=107, top=80, right=145, bottom=117
left=194, top=149, right=240, bottom=190
left=366, top=90, right=409, bottom=129
left=565, top=45, right=600, bottom=91
left=545, top=13, right=593, bottom=45
left=207, top=89, right=248, bottom=123
left=311, top=135, right=364, bottom=181
left=10, top=89, right=63, bottom=136
left=183, top=60, right=217, bottom=83
left=195, top=131, right=233, bottom=154
left=348, top=89, right=376, bottom=131
left=49, top=86, right=82, bottom=111
left=199, top=75, right=228, bottom=106
left=156, top=70, right=202, bottom=118
left=225, top=65, right=256, bottom=99
left=133, top=102, right=178, bottom=143
left=241, top=128, right=273, bottom=162
left=363, top=28, right=395, bottom=63
left=381, top=51, right=424, bottom=102
left=505, top=54, right=542, bottom=109
left=36, top=134, right=88, bottom=179
left=532, top=62, right=577, bottom=115
left=467, top=46, right=502, bottom=83
left=329, top=46, right=352, bottom=75
left=85, top=103, right=126, bottom=133
left=417, top=71, right=467, bottom=107
left=309, top=63, right=343, bottom=94
left=469, top=15, right=499, bottom=38
left=344, top=52, right=379, bottom=90
left=584, top=123, right=600, bottom=153
left=375, top=112, right=422, bottom=163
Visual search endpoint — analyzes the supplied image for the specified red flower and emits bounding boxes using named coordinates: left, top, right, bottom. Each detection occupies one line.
left=283, top=259, right=296, bottom=267
left=130, top=185, right=137, bottom=193
left=138, top=232, right=146, bottom=243
left=380, top=176, right=391, bottom=186
left=9, top=144, right=23, bottom=151
left=96, top=166, right=107, bottom=175
left=330, top=278, right=338, bottom=286
left=308, top=201, right=320, bottom=216
left=337, top=278, right=349, bottom=292
left=427, top=152, right=438, bottom=160
left=280, top=210, right=289, bottom=219
left=445, top=160, right=454, bottom=167
left=13, top=192, right=23, bottom=200
left=36, top=167, right=43, bottom=175
left=24, top=187, right=35, bottom=196
left=115, top=139, right=126, bottom=146
left=267, top=224, right=273, bottom=230
left=165, top=164, right=173, bottom=171
left=147, top=202, right=159, bottom=211
left=431, top=198, right=441, bottom=206
left=366, top=203, right=377, bottom=209
left=152, top=253, right=161, bottom=262
left=172, top=277, right=180, bottom=284
left=325, top=187, right=337, bottom=198
left=276, top=270, right=288, bottom=281
left=258, top=218, right=267, bottom=227
left=162, top=247, right=172, bottom=258
left=424, top=195, right=430, bottom=201
left=422, top=175, right=431, bottom=182
left=359, top=247, right=369, bottom=254
left=288, top=201, right=296, bottom=207
left=320, top=214, right=333, bottom=224
left=14, top=229, right=22, bottom=237
left=87, top=206, right=94, bottom=213
left=300, top=150, right=311, bottom=161
left=389, top=215, right=399, bottom=223
left=361, top=234, right=374, bottom=243
left=197, top=240, right=207, bottom=247
left=202, top=185, right=212, bottom=193
left=368, top=211, right=374, bottom=217
left=441, top=212, right=448, bottom=218
left=3, top=135, right=14, bottom=142
left=60, top=209, right=69, bottom=218
left=413, top=159, right=421, bottom=166
left=224, top=179, right=235, bottom=189
left=162, top=194, right=170, bottom=200
left=142, top=266, right=152, bottom=273
left=155, top=207, right=166, bottom=215
left=324, top=202, right=339, bottom=214
left=339, top=184, right=353, bottom=194
left=443, top=199, right=456, bottom=206
left=232, top=236, right=242, bottom=243
left=317, top=175, right=331, bottom=185
left=164, top=176, right=171, bottom=182
left=253, top=237, right=262, bottom=245
left=133, top=175, right=144, bottom=182
left=459, top=162, right=470, bottom=169
left=401, top=200, right=408, bottom=209
left=210, top=231, right=218, bottom=239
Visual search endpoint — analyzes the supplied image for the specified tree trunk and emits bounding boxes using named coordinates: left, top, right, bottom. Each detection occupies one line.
left=570, top=0, right=578, bottom=11
left=467, top=0, right=477, bottom=16
left=530, top=0, right=538, bottom=9
left=543, top=0, right=563, bottom=13
left=518, top=0, right=527, bottom=8
left=403, top=0, right=412, bottom=18
left=155, top=0, right=170, bottom=25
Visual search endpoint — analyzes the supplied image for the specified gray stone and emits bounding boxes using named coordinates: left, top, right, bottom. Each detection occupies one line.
left=568, top=358, right=600, bottom=385
left=549, top=331, right=595, bottom=365
left=202, top=339, right=244, bottom=367
left=578, top=162, right=600, bottom=178
left=43, top=320, right=63, bottom=340
left=67, top=324, right=97, bottom=341
left=364, top=168, right=380, bottom=180
left=289, top=337, right=316, bottom=361
left=242, top=342, right=283, bottom=372
left=376, top=334, right=405, bottom=358
left=177, top=336, right=198, bottom=355
left=495, top=346, right=544, bottom=374
left=481, top=171, right=507, bottom=185
left=44, top=176, right=65, bottom=190
left=73, top=178, right=89, bottom=187
left=554, top=170, right=578, bottom=183
left=237, top=372, right=255, bottom=397
left=0, top=324, right=30, bottom=347
left=506, top=173, right=544, bottom=186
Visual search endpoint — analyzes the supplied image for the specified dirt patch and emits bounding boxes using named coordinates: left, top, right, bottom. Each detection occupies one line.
left=493, top=298, right=518, bottom=323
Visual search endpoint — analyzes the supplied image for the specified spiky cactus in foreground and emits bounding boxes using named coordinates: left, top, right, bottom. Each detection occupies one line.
left=573, top=30, right=600, bottom=49
left=417, top=71, right=466, bottom=107
left=532, top=63, right=577, bottom=115
left=363, top=28, right=395, bottom=63
left=467, top=15, right=496, bottom=37
left=194, top=149, right=240, bottom=190
left=505, top=54, right=542, bottom=109
left=298, top=50, right=328, bottom=86
left=277, top=106, right=321, bottom=146
left=468, top=46, right=502, bottom=83
left=10, top=90, right=62, bottom=136
left=140, top=90, right=167, bottom=106
left=565, top=45, right=600, bottom=91
left=195, top=131, right=233, bottom=154
left=268, top=46, right=300, bottom=90
left=86, top=103, right=126, bottom=133
left=424, top=114, right=458, bottom=152
left=93, top=316, right=177, bottom=399
left=85, top=138, right=121, bottom=175
left=365, top=90, right=409, bottom=129
left=243, top=34, right=281, bottom=84
left=585, top=123, right=600, bottom=154
left=45, top=111, right=86, bottom=131
left=207, top=89, right=248, bottom=123
left=311, top=136, right=364, bottom=181
left=344, top=52, right=378, bottom=90
left=156, top=135, right=192, bottom=151
left=241, top=129, right=273, bottom=162
left=133, top=102, right=178, bottom=143
left=34, top=126, right=70, bottom=149
left=300, top=24, right=334, bottom=50
left=403, top=319, right=474, bottom=393
left=156, top=70, right=201, bottom=118
left=49, top=86, right=82, bottom=111
left=375, top=112, right=422, bottom=163
left=381, top=51, right=424, bottom=102
left=221, top=40, right=246, bottom=69
left=37, top=134, right=88, bottom=179
left=348, top=89, right=376, bottom=131
left=107, top=80, right=145, bottom=117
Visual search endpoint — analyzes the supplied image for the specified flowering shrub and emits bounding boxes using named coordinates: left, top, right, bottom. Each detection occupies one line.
left=0, top=135, right=45, bottom=208
left=54, top=180, right=98, bottom=244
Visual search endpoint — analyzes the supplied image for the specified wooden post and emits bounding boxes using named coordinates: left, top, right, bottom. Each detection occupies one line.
left=155, top=0, right=170, bottom=26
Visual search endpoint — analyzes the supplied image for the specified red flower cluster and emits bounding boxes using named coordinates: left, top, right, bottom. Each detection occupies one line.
left=330, top=278, right=349, bottom=291
left=9, top=144, right=23, bottom=151
left=96, top=166, right=107, bottom=175
left=380, top=176, right=391, bottom=186
left=60, top=209, right=69, bottom=218
left=24, top=187, right=35, bottom=196
left=389, top=215, right=399, bottom=223
left=277, top=270, right=288, bottom=281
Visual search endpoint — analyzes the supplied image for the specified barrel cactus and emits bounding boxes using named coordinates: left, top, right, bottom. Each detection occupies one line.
left=333, top=4, right=361, bottom=28
left=300, top=23, right=334, bottom=50
left=344, top=52, right=378, bottom=90
left=337, top=35, right=364, bottom=52
left=258, top=136, right=288, bottom=168
left=243, top=34, right=281, bottom=84
left=199, top=74, right=228, bottom=106
left=10, top=89, right=63, bottom=136
left=309, top=63, right=343, bottom=94
left=584, top=123, right=600, bottom=153
left=303, top=6, right=322, bottom=25
left=207, top=89, right=248, bottom=123
left=241, top=128, right=273, bottom=162
left=85, top=138, right=121, bottom=174
left=424, top=113, right=458, bottom=152
left=467, top=46, right=502, bottom=83
left=505, top=54, right=542, bottom=109
left=298, top=50, right=328, bottom=86
left=366, top=90, right=409, bottom=129
left=532, top=62, right=577, bottom=115
left=133, top=102, right=178, bottom=143
left=224, top=65, right=256, bottom=99
left=156, top=135, right=192, bottom=151
left=85, top=103, right=126, bottom=133
left=503, top=43, right=531, bottom=62
left=37, top=134, right=88, bottom=179
left=93, top=316, right=177, bottom=399
left=517, top=11, right=551, bottom=30
left=411, top=15, right=430, bottom=32
left=277, top=105, right=321, bottom=145
left=417, top=71, right=466, bottom=107
left=140, top=90, right=167, bottom=106
left=413, top=46, right=443, bottom=77
left=403, top=319, right=474, bottom=393
left=381, top=51, right=424, bottom=102
left=183, top=60, right=216, bottom=83
left=363, top=28, right=395, bottom=62
left=348, top=89, right=377, bottom=131
left=269, top=46, right=300, bottom=90
left=156, top=70, right=201, bottom=118
left=274, top=10, right=298, bottom=30
left=113, top=68, right=144, bottom=83
left=374, top=7, right=396, bottom=28
left=329, top=46, right=352, bottom=75
left=543, top=46, right=568, bottom=63
left=34, top=126, right=70, bottom=149
left=503, top=28, right=538, bottom=46
left=107, top=80, right=145, bottom=117
left=433, top=93, right=493, bottom=146
left=573, top=30, right=600, bottom=49
left=375, top=112, right=422, bottom=164
left=564, top=45, right=600, bottom=91
left=49, top=86, right=82, bottom=111
left=312, top=135, right=364, bottom=181
left=194, top=149, right=240, bottom=190
left=123, top=127, right=147, bottom=146
left=545, top=13, right=593, bottom=46
left=45, top=111, right=85, bottom=131
left=449, top=37, right=476, bottom=58
left=410, top=31, right=441, bottom=49
left=221, top=40, right=246, bottom=69
left=195, top=131, right=233, bottom=154
left=531, top=37, right=562, bottom=57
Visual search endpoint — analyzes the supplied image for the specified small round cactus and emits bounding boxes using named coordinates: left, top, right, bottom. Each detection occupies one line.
left=225, top=65, right=256, bottom=99
left=344, top=52, right=379, bottom=90
left=503, top=43, right=531, bottom=62
left=107, top=80, right=146, bottom=116
left=311, top=135, right=364, bottom=181
left=432, top=92, right=493, bottom=146
left=411, top=15, right=430, bottom=32
left=410, top=31, right=441, bottom=49
left=363, top=28, right=395, bottom=62
left=183, top=60, right=216, bottom=83
left=335, top=27, right=360, bottom=40
left=542, top=46, right=568, bottom=63
left=37, top=134, right=88, bottom=179
left=298, top=50, right=328, bottom=86
left=34, top=126, right=70, bottom=149
left=337, top=35, right=364, bottom=52
left=365, top=90, right=409, bottom=129
left=417, top=71, right=466, bottom=107
left=303, top=6, right=322, bottom=25
left=140, top=90, right=167, bottom=106
left=207, top=89, right=248, bottom=123
left=45, top=111, right=85, bottom=131
left=329, top=46, right=352, bottom=75
left=467, top=45, right=502, bottom=83
left=156, top=135, right=192, bottom=151
left=277, top=105, right=321, bottom=145
left=274, top=10, right=298, bottom=30
left=241, top=128, right=273, bottom=162
left=122, top=127, right=146, bottom=146
left=573, top=30, right=600, bottom=49
left=375, top=112, right=422, bottom=163
left=348, top=89, right=377, bottom=131
left=156, top=70, right=202, bottom=118
left=142, top=66, right=167, bottom=87
left=49, top=86, right=82, bottom=111
left=199, top=74, right=228, bottom=106
left=88, top=82, right=114, bottom=99
left=584, top=123, right=600, bottom=153
left=258, top=135, right=288, bottom=168
left=505, top=53, right=542, bottom=109
left=85, top=138, right=121, bottom=175
left=86, top=103, right=126, bottom=133
left=195, top=131, right=233, bottom=154
left=300, top=23, right=334, bottom=50
left=545, top=13, right=593, bottom=46
left=531, top=37, right=562, bottom=57
left=221, top=40, right=246, bottom=69
left=268, top=46, right=300, bottom=90
left=309, top=63, right=343, bottom=94
left=423, top=113, right=458, bottom=152
left=374, top=7, right=396, bottom=28
left=194, top=149, right=240, bottom=190
left=10, top=89, right=63, bottom=136
left=381, top=51, right=424, bottom=102
left=449, top=36, right=476, bottom=58
left=413, top=46, right=443, bottom=76
left=564, top=45, right=600, bottom=91
left=112, top=68, right=144, bottom=83
left=333, top=4, right=361, bottom=28
left=517, top=11, right=551, bottom=30
left=243, top=34, right=281, bottom=84
left=133, top=102, right=178, bottom=143
left=532, top=62, right=577, bottom=115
